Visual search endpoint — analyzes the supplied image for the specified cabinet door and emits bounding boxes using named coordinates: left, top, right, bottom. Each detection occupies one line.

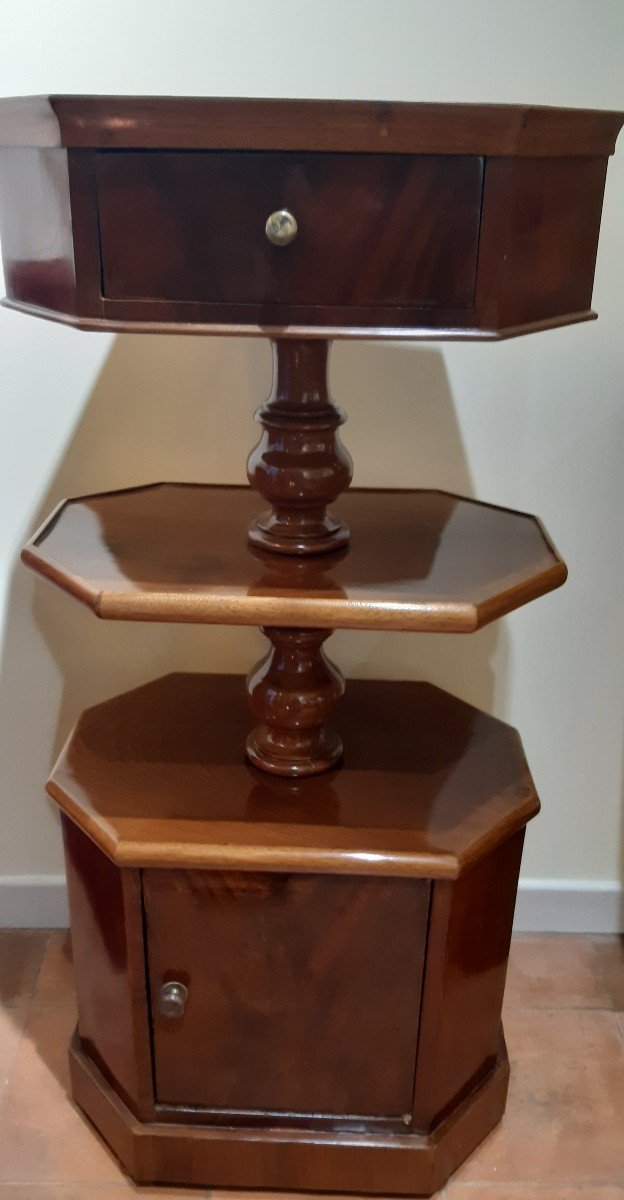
left=144, top=870, right=429, bottom=1120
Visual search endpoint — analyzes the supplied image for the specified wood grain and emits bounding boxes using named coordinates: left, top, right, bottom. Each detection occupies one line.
left=62, top=816, right=154, bottom=1118
left=22, top=484, right=567, bottom=632
left=95, top=151, right=482, bottom=310
left=69, top=1027, right=509, bottom=1193
left=145, top=869, right=428, bottom=1120
left=0, top=95, right=621, bottom=156
left=246, top=340, right=353, bottom=556
left=246, top=627, right=345, bottom=776
left=412, top=830, right=524, bottom=1131
left=0, top=97, right=620, bottom=336
left=47, top=673, right=540, bottom=877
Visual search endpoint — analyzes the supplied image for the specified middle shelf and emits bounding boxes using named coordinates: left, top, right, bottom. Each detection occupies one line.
left=22, top=483, right=566, bottom=632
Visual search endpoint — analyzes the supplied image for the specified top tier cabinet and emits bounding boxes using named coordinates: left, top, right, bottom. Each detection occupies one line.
left=0, top=96, right=621, bottom=338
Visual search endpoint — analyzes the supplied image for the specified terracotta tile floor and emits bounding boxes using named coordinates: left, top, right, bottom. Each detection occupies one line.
left=0, top=930, right=622, bottom=1199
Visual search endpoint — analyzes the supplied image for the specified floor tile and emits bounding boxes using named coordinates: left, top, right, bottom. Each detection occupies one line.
left=448, top=1186, right=624, bottom=1198
left=211, top=1195, right=402, bottom=1200
left=0, top=1005, right=125, bottom=1183
left=0, top=929, right=48, bottom=1005
left=0, top=1005, right=26, bottom=1088
left=505, top=934, right=611, bottom=1009
left=211, top=1195, right=408, bottom=1200
left=457, top=1008, right=624, bottom=1184
left=33, top=930, right=75, bottom=1007
left=591, top=934, right=624, bottom=1009
left=0, top=1188, right=205, bottom=1198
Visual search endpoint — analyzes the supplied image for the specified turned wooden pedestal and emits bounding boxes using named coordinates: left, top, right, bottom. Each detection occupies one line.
left=2, top=95, right=621, bottom=1195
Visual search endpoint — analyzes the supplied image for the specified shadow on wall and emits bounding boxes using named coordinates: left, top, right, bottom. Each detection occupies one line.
left=0, top=333, right=508, bottom=867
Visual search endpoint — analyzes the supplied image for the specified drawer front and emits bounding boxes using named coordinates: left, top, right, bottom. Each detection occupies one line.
left=96, top=150, right=483, bottom=311
left=144, top=870, right=429, bottom=1120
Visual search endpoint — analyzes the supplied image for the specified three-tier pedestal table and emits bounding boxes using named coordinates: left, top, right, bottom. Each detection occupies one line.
left=0, top=96, right=621, bottom=1196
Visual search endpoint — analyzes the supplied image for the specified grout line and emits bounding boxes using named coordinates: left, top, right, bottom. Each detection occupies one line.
left=504, top=1004, right=616, bottom=1011
left=0, top=1001, right=28, bottom=1112
left=26, top=927, right=52, bottom=1004
left=588, top=935, right=620, bottom=1013
left=447, top=1184, right=624, bottom=1191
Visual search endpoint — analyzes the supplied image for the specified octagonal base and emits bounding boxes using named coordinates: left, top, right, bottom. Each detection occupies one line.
left=69, top=1030, right=509, bottom=1195
left=55, top=676, right=534, bottom=1197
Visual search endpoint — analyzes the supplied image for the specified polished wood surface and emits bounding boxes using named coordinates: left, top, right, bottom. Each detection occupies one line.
left=47, top=673, right=540, bottom=877
left=23, top=484, right=567, bottom=631
left=62, top=817, right=154, bottom=1118
left=475, top=156, right=609, bottom=330
left=0, top=96, right=621, bottom=156
left=0, top=147, right=76, bottom=312
left=145, top=869, right=428, bottom=1120
left=246, top=628, right=345, bottom=776
left=246, top=341, right=353, bottom=555
left=413, top=830, right=524, bottom=1131
left=96, top=152, right=482, bottom=310
left=0, top=97, right=620, bottom=337
left=70, top=1026, right=509, bottom=1194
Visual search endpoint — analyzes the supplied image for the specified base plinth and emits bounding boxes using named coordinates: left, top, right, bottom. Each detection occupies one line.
left=69, top=1030, right=509, bottom=1195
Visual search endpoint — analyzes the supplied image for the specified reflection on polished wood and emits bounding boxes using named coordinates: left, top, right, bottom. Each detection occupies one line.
left=47, top=673, right=540, bottom=877
left=0, top=98, right=621, bottom=339
left=23, top=484, right=566, bottom=631
left=246, top=340, right=353, bottom=555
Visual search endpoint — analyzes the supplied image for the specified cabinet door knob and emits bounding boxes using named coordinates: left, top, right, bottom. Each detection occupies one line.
left=158, top=980, right=188, bottom=1018
left=265, top=208, right=298, bottom=246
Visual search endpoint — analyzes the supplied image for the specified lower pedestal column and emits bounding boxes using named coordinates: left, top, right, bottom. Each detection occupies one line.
left=245, top=626, right=345, bottom=776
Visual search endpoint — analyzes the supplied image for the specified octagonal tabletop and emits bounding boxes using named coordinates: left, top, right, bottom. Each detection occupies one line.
left=23, top=484, right=566, bottom=632
left=48, top=674, right=539, bottom=878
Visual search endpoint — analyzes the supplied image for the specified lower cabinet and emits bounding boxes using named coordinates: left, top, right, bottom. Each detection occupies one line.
left=62, top=814, right=523, bottom=1193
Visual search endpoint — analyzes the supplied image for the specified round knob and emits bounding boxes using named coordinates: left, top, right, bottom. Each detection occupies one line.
left=158, top=980, right=188, bottom=1019
left=265, top=208, right=298, bottom=246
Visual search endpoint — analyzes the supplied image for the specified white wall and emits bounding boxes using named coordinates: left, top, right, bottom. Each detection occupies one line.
left=0, top=0, right=623, bottom=927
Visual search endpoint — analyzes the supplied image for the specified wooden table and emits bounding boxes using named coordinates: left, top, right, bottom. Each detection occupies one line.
left=0, top=95, right=621, bottom=1194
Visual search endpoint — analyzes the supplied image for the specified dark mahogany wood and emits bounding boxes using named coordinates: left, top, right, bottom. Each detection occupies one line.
left=0, top=96, right=621, bottom=156
left=246, top=627, right=344, bottom=776
left=6, top=92, right=620, bottom=1192
left=412, top=829, right=524, bottom=1131
left=47, top=673, right=540, bottom=878
left=96, top=152, right=482, bottom=310
left=247, top=340, right=353, bottom=555
left=22, top=484, right=567, bottom=631
left=70, top=1028, right=509, bottom=1193
left=61, top=817, right=154, bottom=1118
left=52, top=671, right=528, bottom=1194
left=0, top=97, right=621, bottom=337
left=144, top=869, right=428, bottom=1121
left=474, top=156, right=610, bottom=330
left=0, top=147, right=76, bottom=313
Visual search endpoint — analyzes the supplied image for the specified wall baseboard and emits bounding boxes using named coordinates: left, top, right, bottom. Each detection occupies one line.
left=0, top=876, right=69, bottom=928
left=0, top=875, right=622, bottom=933
left=513, top=878, right=623, bottom=934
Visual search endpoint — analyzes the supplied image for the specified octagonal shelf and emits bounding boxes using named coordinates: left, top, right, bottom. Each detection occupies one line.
left=23, top=484, right=566, bottom=632
left=47, top=673, right=539, bottom=878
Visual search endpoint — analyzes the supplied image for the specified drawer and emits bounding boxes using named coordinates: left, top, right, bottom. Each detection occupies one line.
left=144, top=869, right=429, bottom=1120
left=95, top=150, right=483, bottom=311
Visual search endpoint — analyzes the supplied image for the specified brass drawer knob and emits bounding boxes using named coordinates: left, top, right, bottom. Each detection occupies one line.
left=265, top=208, right=298, bottom=246
left=158, top=980, right=188, bottom=1018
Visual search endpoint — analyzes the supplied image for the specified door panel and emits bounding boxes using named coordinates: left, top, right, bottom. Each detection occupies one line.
left=144, top=869, right=429, bottom=1118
